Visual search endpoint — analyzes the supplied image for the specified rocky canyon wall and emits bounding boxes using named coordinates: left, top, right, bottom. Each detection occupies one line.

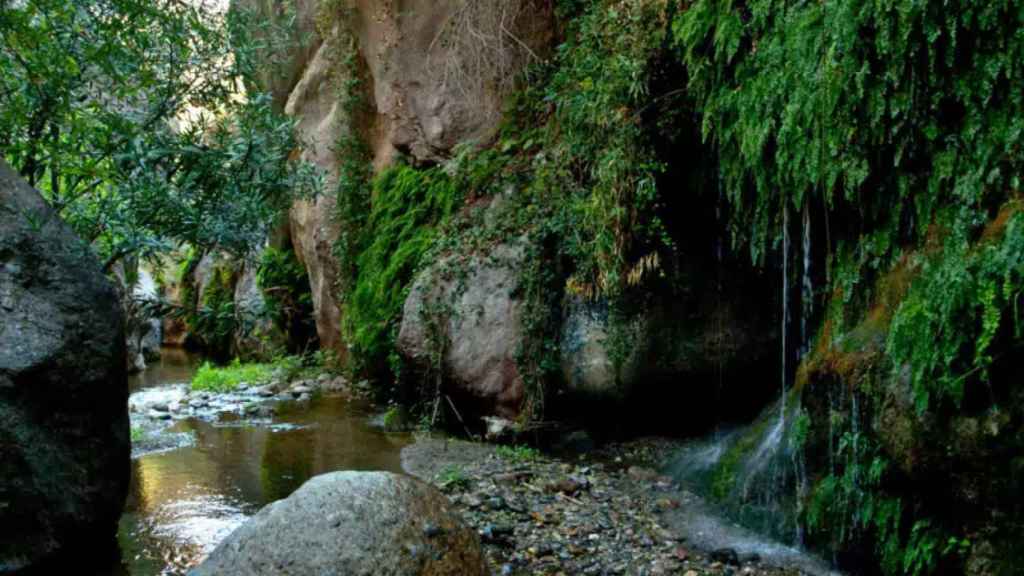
left=269, top=0, right=554, bottom=360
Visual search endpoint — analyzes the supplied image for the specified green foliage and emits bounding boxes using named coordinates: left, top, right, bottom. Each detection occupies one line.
left=382, top=406, right=401, bottom=429
left=437, top=465, right=472, bottom=492
left=543, top=0, right=675, bottom=297
left=495, top=444, right=541, bottom=462
left=888, top=208, right=1024, bottom=412
left=805, top=429, right=968, bottom=576
left=130, top=426, right=145, bottom=443
left=191, top=265, right=238, bottom=360
left=192, top=359, right=275, bottom=393
left=343, top=164, right=462, bottom=376
left=672, top=0, right=1024, bottom=264
left=257, top=246, right=315, bottom=343
left=0, top=0, right=320, bottom=271
left=670, top=7, right=1024, bottom=569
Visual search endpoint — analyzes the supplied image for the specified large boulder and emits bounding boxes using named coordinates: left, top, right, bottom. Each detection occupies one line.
left=192, top=471, right=485, bottom=576
left=397, top=242, right=526, bottom=420
left=560, top=298, right=648, bottom=402
left=0, top=160, right=129, bottom=571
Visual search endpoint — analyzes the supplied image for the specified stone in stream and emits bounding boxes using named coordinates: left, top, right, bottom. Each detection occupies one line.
left=192, top=471, right=486, bottom=576
left=710, top=547, right=741, bottom=566
left=0, top=159, right=129, bottom=570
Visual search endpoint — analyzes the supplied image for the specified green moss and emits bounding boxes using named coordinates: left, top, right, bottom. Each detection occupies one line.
left=343, top=164, right=463, bottom=377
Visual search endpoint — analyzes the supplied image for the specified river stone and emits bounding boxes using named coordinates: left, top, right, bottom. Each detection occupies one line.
left=192, top=471, right=486, bottom=576
left=0, top=159, right=129, bottom=571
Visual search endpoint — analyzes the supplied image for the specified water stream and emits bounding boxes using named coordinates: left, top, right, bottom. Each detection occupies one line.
left=107, top=349, right=410, bottom=575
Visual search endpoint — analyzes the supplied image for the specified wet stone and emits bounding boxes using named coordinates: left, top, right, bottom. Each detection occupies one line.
left=711, top=548, right=741, bottom=566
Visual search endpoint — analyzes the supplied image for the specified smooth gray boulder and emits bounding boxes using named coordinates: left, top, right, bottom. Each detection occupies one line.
left=192, top=471, right=486, bottom=576
left=0, top=159, right=129, bottom=571
left=397, top=242, right=526, bottom=420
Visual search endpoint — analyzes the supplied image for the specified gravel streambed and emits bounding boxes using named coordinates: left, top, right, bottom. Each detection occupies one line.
left=403, top=436, right=837, bottom=576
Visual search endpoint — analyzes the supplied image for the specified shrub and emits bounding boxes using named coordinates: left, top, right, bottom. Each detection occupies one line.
left=495, top=444, right=541, bottom=462
left=437, top=465, right=472, bottom=492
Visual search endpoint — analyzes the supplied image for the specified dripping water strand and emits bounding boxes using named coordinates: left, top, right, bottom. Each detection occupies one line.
left=801, top=200, right=813, bottom=359
left=780, top=202, right=789, bottom=422
left=715, top=172, right=725, bottom=442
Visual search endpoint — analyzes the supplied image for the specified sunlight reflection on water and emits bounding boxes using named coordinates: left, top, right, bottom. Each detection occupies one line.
left=110, top=350, right=411, bottom=575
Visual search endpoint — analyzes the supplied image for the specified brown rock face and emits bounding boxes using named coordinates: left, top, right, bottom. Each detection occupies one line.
left=283, top=29, right=347, bottom=357
left=353, top=0, right=553, bottom=163
left=0, top=159, right=129, bottom=571
left=192, top=471, right=486, bottom=576
left=278, top=0, right=554, bottom=358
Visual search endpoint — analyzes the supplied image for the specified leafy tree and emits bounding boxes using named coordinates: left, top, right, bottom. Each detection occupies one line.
left=0, top=0, right=320, bottom=269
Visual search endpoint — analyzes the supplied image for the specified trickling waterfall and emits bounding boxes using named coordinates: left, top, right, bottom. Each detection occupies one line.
left=666, top=199, right=833, bottom=570
left=715, top=185, right=725, bottom=442
left=801, top=200, right=813, bottom=359
left=781, top=202, right=790, bottom=419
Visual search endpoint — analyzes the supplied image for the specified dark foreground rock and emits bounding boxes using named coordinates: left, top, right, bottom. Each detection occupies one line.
left=192, top=471, right=486, bottom=576
left=0, top=159, right=129, bottom=571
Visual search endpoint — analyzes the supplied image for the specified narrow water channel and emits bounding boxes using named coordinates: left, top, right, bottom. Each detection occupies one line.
left=110, top=349, right=410, bottom=575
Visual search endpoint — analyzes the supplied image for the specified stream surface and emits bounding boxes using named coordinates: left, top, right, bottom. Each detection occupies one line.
left=108, top=349, right=410, bottom=575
